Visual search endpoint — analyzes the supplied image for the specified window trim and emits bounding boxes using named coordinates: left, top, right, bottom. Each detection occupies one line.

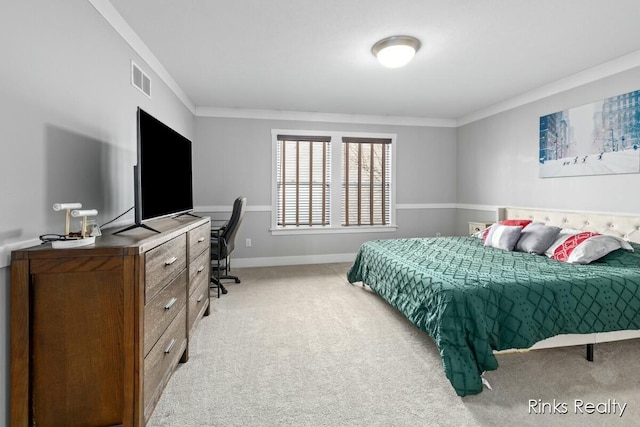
left=342, top=137, right=392, bottom=227
left=276, top=135, right=331, bottom=227
left=271, top=129, right=397, bottom=235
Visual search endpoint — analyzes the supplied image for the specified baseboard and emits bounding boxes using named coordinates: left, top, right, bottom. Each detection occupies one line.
left=232, top=253, right=357, bottom=268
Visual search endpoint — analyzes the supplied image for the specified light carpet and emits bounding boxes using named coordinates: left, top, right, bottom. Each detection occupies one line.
left=148, top=263, right=640, bottom=427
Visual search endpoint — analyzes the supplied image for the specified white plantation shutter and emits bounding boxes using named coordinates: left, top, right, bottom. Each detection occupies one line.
left=276, top=135, right=331, bottom=226
left=341, top=137, right=391, bottom=226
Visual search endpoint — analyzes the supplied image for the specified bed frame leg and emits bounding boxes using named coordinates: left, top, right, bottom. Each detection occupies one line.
left=586, top=344, right=594, bottom=362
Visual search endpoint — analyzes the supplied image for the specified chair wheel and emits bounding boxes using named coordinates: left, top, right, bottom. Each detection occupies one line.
left=235, top=278, right=241, bottom=283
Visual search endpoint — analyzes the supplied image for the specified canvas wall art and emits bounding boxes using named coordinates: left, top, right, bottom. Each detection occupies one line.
left=539, top=90, right=640, bottom=178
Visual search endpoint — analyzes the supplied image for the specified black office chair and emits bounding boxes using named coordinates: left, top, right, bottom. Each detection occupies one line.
left=211, top=197, right=246, bottom=296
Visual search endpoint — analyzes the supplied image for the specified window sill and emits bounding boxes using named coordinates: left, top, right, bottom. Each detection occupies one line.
left=270, top=225, right=398, bottom=236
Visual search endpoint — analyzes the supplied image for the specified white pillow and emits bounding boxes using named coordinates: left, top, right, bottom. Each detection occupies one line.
left=545, top=232, right=633, bottom=264
left=484, top=224, right=523, bottom=251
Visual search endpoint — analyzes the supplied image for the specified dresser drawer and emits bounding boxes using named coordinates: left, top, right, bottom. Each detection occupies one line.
left=189, top=247, right=210, bottom=295
left=144, top=270, right=187, bottom=356
left=145, top=234, right=187, bottom=303
left=188, top=276, right=209, bottom=333
left=188, top=222, right=210, bottom=262
left=143, top=305, right=187, bottom=419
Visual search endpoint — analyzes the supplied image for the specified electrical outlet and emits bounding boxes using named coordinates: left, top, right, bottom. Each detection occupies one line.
left=436, top=232, right=442, bottom=237
left=245, top=238, right=252, bottom=247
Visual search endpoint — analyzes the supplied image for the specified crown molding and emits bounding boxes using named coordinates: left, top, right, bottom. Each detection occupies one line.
left=87, top=1, right=640, bottom=128
left=87, top=0, right=195, bottom=114
left=457, top=49, right=640, bottom=126
left=195, top=106, right=457, bottom=127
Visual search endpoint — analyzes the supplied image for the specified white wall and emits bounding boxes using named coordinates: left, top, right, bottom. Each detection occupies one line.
left=0, top=1, right=194, bottom=424
left=193, top=117, right=458, bottom=263
left=457, top=66, right=640, bottom=231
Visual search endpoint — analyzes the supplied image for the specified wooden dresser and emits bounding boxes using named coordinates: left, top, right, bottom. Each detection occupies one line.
left=10, top=216, right=211, bottom=426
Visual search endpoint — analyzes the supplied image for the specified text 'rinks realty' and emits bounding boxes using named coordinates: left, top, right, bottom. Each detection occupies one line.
left=528, top=399, right=627, bottom=417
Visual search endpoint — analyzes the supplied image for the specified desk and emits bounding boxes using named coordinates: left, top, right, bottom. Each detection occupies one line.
left=211, top=219, right=228, bottom=298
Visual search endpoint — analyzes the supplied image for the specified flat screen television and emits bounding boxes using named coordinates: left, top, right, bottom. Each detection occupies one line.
left=116, top=108, right=194, bottom=234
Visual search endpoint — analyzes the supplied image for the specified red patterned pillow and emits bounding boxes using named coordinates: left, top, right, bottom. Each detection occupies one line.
left=482, top=219, right=531, bottom=241
left=500, top=219, right=533, bottom=228
left=549, top=232, right=599, bottom=262
left=481, top=226, right=492, bottom=240
left=546, top=232, right=633, bottom=264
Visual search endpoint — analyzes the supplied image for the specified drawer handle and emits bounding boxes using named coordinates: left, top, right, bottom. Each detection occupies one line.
left=197, top=294, right=204, bottom=303
left=164, top=297, right=177, bottom=310
left=197, top=265, right=205, bottom=273
left=164, top=338, right=176, bottom=354
left=165, top=256, right=178, bottom=266
left=197, top=237, right=206, bottom=243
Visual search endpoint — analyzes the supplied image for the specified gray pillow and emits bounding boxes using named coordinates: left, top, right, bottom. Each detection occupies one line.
left=484, top=224, right=523, bottom=251
left=515, top=223, right=561, bottom=254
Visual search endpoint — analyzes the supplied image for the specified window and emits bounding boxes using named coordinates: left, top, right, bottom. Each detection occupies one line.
left=272, top=130, right=396, bottom=234
left=276, top=134, right=331, bottom=227
left=342, top=137, right=391, bottom=226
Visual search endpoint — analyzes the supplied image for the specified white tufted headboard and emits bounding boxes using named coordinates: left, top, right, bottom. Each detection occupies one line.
left=498, top=207, right=640, bottom=244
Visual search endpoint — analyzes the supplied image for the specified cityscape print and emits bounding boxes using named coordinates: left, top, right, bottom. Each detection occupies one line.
left=539, top=89, right=640, bottom=178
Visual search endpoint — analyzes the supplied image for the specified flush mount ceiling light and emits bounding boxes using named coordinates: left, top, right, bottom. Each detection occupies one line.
left=372, top=35, right=421, bottom=68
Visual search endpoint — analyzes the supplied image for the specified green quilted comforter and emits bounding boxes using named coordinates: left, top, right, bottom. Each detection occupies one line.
left=346, top=236, right=640, bottom=397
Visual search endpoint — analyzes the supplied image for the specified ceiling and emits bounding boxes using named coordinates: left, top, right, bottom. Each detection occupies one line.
left=108, top=0, right=640, bottom=122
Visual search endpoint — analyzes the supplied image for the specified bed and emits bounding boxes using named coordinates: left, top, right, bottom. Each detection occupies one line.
left=347, top=207, right=640, bottom=397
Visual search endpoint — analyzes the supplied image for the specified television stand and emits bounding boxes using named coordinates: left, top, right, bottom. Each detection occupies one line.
left=113, top=222, right=161, bottom=235
left=173, top=211, right=201, bottom=219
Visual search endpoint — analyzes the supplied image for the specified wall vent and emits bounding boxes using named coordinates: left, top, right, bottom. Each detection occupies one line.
left=131, top=60, right=151, bottom=98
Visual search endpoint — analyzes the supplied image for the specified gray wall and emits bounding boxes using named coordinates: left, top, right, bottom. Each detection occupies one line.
left=457, top=67, right=640, bottom=219
left=0, top=2, right=194, bottom=424
left=193, top=117, right=458, bottom=262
